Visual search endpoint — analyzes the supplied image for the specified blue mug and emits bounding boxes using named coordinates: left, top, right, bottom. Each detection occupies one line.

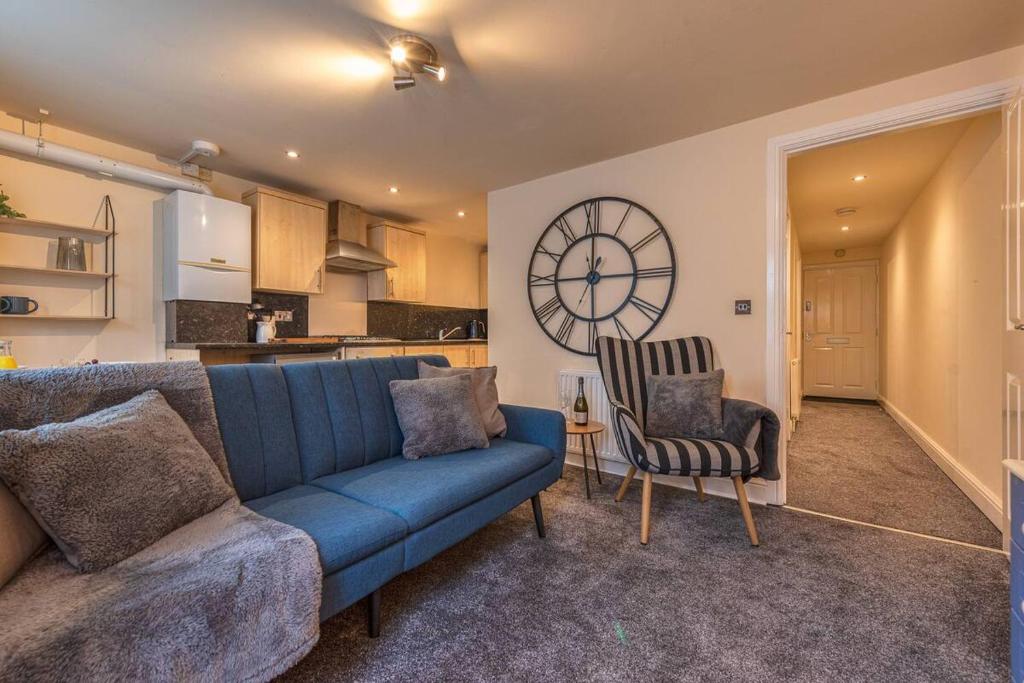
left=0, top=296, right=39, bottom=315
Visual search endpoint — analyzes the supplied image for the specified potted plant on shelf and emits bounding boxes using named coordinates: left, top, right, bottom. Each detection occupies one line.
left=0, top=185, right=25, bottom=218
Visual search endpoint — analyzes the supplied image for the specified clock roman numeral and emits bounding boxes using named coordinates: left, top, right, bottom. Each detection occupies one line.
left=536, top=245, right=564, bottom=263
left=554, top=312, right=576, bottom=345
left=584, top=201, right=601, bottom=235
left=588, top=321, right=598, bottom=353
left=553, top=216, right=576, bottom=246
left=630, top=295, right=663, bottom=323
left=612, top=204, right=632, bottom=237
left=530, top=273, right=556, bottom=287
left=535, top=296, right=561, bottom=324
left=630, top=229, right=662, bottom=253
left=636, top=266, right=673, bottom=279
left=612, top=315, right=634, bottom=341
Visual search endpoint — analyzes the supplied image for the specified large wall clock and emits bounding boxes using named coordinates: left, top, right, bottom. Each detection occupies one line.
left=527, top=196, right=676, bottom=356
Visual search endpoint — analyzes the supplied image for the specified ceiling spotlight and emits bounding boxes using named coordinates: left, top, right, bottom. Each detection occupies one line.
left=388, top=34, right=447, bottom=90
left=852, top=174, right=867, bottom=182
left=840, top=225, right=850, bottom=232
left=392, top=76, right=416, bottom=91
left=285, top=150, right=300, bottom=159
left=388, top=186, right=400, bottom=194
left=457, top=210, right=465, bottom=218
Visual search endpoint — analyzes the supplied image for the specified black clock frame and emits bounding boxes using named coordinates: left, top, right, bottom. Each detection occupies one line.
left=527, top=196, right=676, bottom=356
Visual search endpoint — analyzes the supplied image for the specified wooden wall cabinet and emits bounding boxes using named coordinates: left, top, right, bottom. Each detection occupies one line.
left=242, top=186, right=327, bottom=295
left=367, top=223, right=426, bottom=302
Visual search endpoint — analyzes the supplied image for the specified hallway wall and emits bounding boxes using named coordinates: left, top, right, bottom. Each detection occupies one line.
left=880, top=112, right=1003, bottom=518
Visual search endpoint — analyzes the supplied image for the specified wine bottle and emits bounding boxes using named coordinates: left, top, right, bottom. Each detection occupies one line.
left=573, top=377, right=589, bottom=425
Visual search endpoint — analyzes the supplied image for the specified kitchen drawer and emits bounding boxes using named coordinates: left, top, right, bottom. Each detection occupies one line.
left=343, top=345, right=405, bottom=360
left=1014, top=476, right=1024, bottom=550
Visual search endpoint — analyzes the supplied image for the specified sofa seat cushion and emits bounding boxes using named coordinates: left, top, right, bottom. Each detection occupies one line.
left=246, top=485, right=406, bottom=574
left=311, top=439, right=554, bottom=532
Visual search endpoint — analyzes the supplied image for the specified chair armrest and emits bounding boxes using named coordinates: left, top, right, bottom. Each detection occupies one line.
left=607, top=400, right=649, bottom=470
left=499, top=404, right=567, bottom=463
left=721, top=398, right=767, bottom=448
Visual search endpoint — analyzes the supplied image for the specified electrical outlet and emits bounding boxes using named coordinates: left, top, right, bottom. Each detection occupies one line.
left=273, top=310, right=293, bottom=322
left=734, top=300, right=752, bottom=315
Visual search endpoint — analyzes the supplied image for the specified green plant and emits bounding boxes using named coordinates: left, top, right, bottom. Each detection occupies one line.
left=0, top=185, right=25, bottom=218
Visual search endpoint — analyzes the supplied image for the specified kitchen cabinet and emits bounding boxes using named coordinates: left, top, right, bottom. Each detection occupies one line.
left=367, top=223, right=426, bottom=302
left=479, top=251, right=488, bottom=308
left=343, top=345, right=405, bottom=360
left=404, top=344, right=487, bottom=368
left=242, top=186, right=327, bottom=295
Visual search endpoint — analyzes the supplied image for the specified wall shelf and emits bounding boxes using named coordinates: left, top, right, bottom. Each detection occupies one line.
left=0, top=314, right=112, bottom=322
left=0, top=264, right=114, bottom=280
left=0, top=215, right=115, bottom=239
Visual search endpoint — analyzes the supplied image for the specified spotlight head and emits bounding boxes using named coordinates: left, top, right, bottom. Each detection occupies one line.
left=422, top=63, right=446, bottom=82
left=392, top=76, right=416, bottom=91
left=390, top=45, right=407, bottom=65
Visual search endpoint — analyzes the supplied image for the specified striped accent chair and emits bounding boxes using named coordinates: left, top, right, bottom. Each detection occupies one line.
left=596, top=335, right=767, bottom=546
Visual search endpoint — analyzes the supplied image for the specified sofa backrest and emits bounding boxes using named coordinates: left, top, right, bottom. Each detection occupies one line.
left=207, top=354, right=449, bottom=501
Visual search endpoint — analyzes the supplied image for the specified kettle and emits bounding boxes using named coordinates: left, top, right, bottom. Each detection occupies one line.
left=255, top=317, right=277, bottom=344
left=466, top=319, right=486, bottom=339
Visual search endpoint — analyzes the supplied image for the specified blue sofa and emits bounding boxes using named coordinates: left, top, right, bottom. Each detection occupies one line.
left=205, top=355, right=566, bottom=636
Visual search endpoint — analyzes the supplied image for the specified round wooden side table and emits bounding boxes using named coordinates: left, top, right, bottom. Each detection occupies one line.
left=566, top=420, right=606, bottom=499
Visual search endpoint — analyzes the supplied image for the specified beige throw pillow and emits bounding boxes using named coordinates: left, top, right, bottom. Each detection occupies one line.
left=417, top=360, right=507, bottom=438
left=0, top=482, right=46, bottom=588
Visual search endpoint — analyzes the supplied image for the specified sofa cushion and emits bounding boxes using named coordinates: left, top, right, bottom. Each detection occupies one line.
left=390, top=374, right=490, bottom=459
left=417, top=360, right=507, bottom=438
left=311, top=439, right=554, bottom=531
left=245, top=485, right=407, bottom=574
left=0, top=390, right=235, bottom=572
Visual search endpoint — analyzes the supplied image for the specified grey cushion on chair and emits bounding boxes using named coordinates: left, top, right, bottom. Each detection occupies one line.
left=417, top=360, right=507, bottom=438
left=644, top=369, right=725, bottom=439
left=389, top=374, right=490, bottom=459
left=0, top=390, right=235, bottom=572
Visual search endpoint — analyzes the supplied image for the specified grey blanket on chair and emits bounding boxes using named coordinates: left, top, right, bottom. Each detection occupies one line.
left=722, top=398, right=781, bottom=480
left=0, top=361, right=322, bottom=682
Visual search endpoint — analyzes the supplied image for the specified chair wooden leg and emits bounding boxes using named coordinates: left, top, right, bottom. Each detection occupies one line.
left=732, top=476, right=760, bottom=546
left=615, top=465, right=637, bottom=502
left=640, top=471, right=653, bottom=545
left=692, top=476, right=706, bottom=502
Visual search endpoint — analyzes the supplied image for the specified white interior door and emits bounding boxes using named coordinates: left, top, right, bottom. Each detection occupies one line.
left=802, top=263, right=879, bottom=400
left=1004, top=88, right=1024, bottom=547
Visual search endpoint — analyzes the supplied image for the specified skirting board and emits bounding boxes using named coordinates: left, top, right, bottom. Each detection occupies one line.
left=878, top=395, right=1002, bottom=527
left=562, top=451, right=769, bottom=506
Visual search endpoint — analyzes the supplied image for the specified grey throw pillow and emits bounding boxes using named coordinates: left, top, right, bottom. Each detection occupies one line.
left=417, top=360, right=507, bottom=438
left=389, top=374, right=490, bottom=459
left=645, top=370, right=725, bottom=439
left=0, top=390, right=235, bottom=572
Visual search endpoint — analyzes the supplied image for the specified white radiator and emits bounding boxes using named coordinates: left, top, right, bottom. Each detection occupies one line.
left=557, top=370, right=623, bottom=463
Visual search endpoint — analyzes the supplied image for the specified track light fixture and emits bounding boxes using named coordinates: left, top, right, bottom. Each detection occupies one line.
left=388, top=34, right=447, bottom=91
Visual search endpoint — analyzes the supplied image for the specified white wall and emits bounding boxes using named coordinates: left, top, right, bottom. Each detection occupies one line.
left=880, top=112, right=1003, bottom=512
left=487, top=46, right=1023, bottom=424
left=0, top=114, right=485, bottom=366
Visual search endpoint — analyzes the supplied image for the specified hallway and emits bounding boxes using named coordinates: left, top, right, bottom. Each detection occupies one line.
left=787, top=400, right=1001, bottom=549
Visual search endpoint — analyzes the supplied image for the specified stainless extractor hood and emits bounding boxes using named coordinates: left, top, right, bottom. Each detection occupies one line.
left=325, top=239, right=396, bottom=272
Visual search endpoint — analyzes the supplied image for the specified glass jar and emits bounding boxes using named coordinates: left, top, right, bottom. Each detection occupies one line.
left=0, top=340, right=16, bottom=370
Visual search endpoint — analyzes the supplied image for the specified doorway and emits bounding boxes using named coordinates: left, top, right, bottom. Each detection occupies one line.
left=766, top=81, right=1021, bottom=548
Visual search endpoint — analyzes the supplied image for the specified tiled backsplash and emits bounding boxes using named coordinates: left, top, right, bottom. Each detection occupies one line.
left=166, top=294, right=309, bottom=343
left=367, top=301, right=487, bottom=340
left=248, top=292, right=309, bottom=340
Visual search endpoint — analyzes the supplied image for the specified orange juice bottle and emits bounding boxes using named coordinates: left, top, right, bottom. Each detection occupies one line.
left=0, top=340, right=16, bottom=370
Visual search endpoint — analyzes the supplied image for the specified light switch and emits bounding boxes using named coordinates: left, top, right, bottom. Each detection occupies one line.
left=273, top=310, right=293, bottom=322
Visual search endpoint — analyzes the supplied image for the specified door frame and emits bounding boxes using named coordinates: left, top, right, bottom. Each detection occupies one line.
left=801, top=260, right=880, bottom=401
left=764, top=78, right=1021, bottom=506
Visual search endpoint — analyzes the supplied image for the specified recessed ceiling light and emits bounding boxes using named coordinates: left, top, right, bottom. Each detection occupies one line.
left=285, top=150, right=300, bottom=159
left=852, top=174, right=867, bottom=182
left=390, top=45, right=407, bottom=64
left=457, top=210, right=465, bottom=218
left=840, top=225, right=850, bottom=232
left=388, top=186, right=399, bottom=194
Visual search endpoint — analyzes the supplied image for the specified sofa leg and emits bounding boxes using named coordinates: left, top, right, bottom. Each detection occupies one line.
left=531, top=493, right=546, bottom=538
left=367, top=589, right=381, bottom=638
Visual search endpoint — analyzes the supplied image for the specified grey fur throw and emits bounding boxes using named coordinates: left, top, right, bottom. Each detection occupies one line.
left=0, top=500, right=321, bottom=682
left=0, top=390, right=235, bottom=572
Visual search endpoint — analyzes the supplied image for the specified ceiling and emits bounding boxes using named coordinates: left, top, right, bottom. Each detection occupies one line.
left=788, top=115, right=987, bottom=252
left=0, top=1, right=1021, bottom=245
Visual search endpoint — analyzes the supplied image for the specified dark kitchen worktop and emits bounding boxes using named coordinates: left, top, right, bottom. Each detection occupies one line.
left=165, top=338, right=488, bottom=353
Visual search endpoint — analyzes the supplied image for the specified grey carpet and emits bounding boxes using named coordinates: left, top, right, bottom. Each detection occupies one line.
left=278, top=468, right=1008, bottom=682
left=788, top=400, right=1001, bottom=548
